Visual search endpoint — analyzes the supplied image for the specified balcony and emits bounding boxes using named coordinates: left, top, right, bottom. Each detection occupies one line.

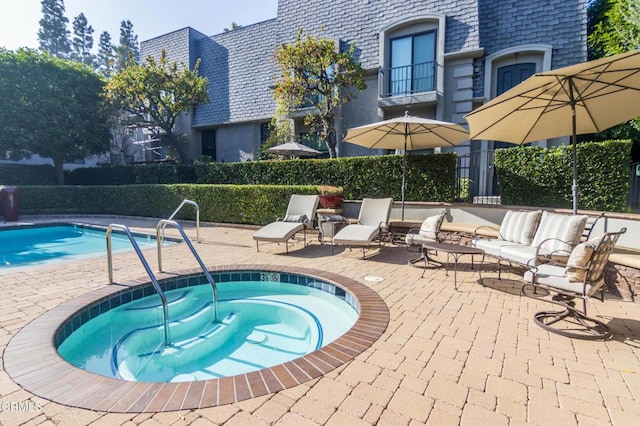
left=378, top=61, right=437, bottom=108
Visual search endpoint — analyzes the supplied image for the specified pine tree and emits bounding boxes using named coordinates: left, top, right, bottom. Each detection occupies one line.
left=71, top=13, right=95, bottom=66
left=114, top=20, right=140, bottom=70
left=37, top=0, right=71, bottom=58
left=97, top=31, right=114, bottom=76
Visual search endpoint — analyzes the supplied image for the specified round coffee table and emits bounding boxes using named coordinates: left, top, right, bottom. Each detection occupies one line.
left=419, top=242, right=484, bottom=289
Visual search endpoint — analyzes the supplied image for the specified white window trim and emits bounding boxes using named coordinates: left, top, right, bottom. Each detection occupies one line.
left=379, top=14, right=446, bottom=97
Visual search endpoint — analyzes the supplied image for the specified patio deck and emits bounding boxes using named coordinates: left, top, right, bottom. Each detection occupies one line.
left=1, top=216, right=639, bottom=425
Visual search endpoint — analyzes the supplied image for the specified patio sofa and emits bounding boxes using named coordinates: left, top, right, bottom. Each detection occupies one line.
left=472, top=210, right=589, bottom=278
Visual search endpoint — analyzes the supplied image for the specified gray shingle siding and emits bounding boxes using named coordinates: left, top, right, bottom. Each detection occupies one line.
left=139, top=0, right=586, bottom=155
left=193, top=19, right=279, bottom=126
left=478, top=0, right=587, bottom=68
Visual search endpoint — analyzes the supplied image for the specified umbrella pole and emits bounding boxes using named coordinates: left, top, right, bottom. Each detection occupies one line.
left=401, top=130, right=408, bottom=221
left=570, top=82, right=578, bottom=215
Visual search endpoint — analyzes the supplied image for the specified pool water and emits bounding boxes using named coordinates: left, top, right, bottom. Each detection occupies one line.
left=0, top=224, right=159, bottom=269
left=58, top=280, right=358, bottom=382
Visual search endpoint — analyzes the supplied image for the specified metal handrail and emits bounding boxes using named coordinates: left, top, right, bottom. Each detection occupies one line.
left=156, top=219, right=219, bottom=322
left=106, top=224, right=171, bottom=347
left=166, top=199, right=200, bottom=242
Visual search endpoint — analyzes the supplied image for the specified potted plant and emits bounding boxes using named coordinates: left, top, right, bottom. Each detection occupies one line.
left=317, top=185, right=344, bottom=208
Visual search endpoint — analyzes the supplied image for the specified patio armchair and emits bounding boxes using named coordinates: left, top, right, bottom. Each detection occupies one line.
left=406, top=210, right=446, bottom=268
left=522, top=228, right=626, bottom=339
left=332, top=197, right=393, bottom=258
left=253, top=194, right=320, bottom=254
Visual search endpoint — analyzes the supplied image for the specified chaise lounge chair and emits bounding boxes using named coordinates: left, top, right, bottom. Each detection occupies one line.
left=253, top=194, right=320, bottom=254
left=332, top=197, right=393, bottom=258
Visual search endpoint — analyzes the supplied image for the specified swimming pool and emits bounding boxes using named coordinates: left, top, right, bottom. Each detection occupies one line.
left=0, top=223, right=163, bottom=270
left=57, top=276, right=358, bottom=382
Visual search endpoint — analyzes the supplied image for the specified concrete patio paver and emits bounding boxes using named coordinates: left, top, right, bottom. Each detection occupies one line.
left=0, top=216, right=639, bottom=425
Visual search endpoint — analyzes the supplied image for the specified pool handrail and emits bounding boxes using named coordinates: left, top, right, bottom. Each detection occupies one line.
left=106, top=223, right=171, bottom=347
left=156, top=219, right=219, bottom=322
left=166, top=199, right=200, bottom=243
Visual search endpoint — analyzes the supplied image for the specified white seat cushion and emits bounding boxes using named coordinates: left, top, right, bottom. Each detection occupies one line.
left=253, top=221, right=304, bottom=242
left=524, top=263, right=593, bottom=295
left=472, top=238, right=514, bottom=258
left=333, top=225, right=380, bottom=246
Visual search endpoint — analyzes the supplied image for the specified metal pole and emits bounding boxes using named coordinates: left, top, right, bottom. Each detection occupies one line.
left=569, top=78, right=578, bottom=215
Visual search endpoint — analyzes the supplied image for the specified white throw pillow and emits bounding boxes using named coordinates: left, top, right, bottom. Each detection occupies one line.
left=565, top=241, right=596, bottom=282
left=418, top=212, right=445, bottom=241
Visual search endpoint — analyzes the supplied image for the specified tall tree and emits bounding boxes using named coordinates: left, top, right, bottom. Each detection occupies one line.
left=104, top=50, right=210, bottom=162
left=0, top=49, right=111, bottom=184
left=588, top=0, right=640, bottom=142
left=589, top=0, right=640, bottom=58
left=38, top=0, right=71, bottom=58
left=97, top=31, right=115, bottom=76
left=273, top=30, right=366, bottom=158
left=71, top=13, right=95, bottom=66
left=114, top=20, right=139, bottom=70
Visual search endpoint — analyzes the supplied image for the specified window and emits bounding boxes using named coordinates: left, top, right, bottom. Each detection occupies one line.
left=389, top=31, right=436, bottom=96
left=201, top=129, right=216, bottom=159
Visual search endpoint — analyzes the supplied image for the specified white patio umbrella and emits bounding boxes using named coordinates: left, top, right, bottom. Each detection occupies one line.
left=465, top=49, right=640, bottom=214
left=344, top=112, right=469, bottom=220
left=265, top=141, right=322, bottom=158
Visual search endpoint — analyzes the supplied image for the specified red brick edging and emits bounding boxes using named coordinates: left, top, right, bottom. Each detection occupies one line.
left=3, top=264, right=389, bottom=413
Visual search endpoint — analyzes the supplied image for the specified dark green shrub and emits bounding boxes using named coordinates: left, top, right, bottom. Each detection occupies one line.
left=495, top=140, right=631, bottom=211
left=19, top=184, right=317, bottom=225
left=0, top=164, right=56, bottom=185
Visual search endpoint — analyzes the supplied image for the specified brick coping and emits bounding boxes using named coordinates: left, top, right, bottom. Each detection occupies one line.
left=3, top=264, right=389, bottom=413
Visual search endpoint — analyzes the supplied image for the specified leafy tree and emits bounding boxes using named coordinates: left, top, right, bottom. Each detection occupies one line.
left=38, top=0, right=71, bottom=58
left=589, top=0, right=640, bottom=58
left=588, top=0, right=640, bottom=143
left=71, top=12, right=95, bottom=66
left=273, top=30, right=366, bottom=158
left=223, top=22, right=242, bottom=32
left=0, top=49, right=111, bottom=184
left=104, top=50, right=210, bottom=163
left=114, top=20, right=140, bottom=70
left=97, top=31, right=115, bottom=76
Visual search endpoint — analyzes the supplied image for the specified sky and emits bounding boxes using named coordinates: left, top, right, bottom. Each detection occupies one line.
left=0, top=0, right=279, bottom=51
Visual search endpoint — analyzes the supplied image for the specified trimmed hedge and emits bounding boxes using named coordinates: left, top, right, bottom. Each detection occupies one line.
left=195, top=154, right=457, bottom=202
left=0, top=164, right=56, bottom=185
left=2, top=154, right=457, bottom=204
left=65, top=163, right=196, bottom=185
left=495, top=140, right=631, bottom=212
left=19, top=184, right=318, bottom=226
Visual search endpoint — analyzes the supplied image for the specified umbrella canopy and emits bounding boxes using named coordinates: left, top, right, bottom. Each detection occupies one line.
left=465, top=49, right=640, bottom=213
left=344, top=112, right=469, bottom=220
left=265, top=141, right=322, bottom=158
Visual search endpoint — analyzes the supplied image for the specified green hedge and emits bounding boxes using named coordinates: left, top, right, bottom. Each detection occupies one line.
left=0, top=164, right=56, bottom=185
left=65, top=163, right=196, bottom=185
left=2, top=154, right=457, bottom=204
left=195, top=154, right=457, bottom=202
left=19, top=184, right=318, bottom=225
left=495, top=140, right=631, bottom=211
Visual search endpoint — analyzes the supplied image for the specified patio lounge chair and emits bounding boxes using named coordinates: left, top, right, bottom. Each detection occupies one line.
left=406, top=210, right=446, bottom=268
left=522, top=228, right=626, bottom=339
left=332, top=197, right=393, bottom=258
left=253, top=194, right=319, bottom=254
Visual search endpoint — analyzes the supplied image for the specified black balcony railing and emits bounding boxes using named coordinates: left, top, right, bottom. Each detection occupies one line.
left=379, top=61, right=436, bottom=98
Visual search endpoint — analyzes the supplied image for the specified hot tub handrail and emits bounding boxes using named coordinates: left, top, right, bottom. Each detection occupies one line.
left=106, top=223, right=171, bottom=347
left=156, top=219, right=219, bottom=322
left=165, top=199, right=200, bottom=243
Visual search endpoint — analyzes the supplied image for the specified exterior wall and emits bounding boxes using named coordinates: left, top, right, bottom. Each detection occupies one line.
left=137, top=0, right=586, bottom=165
left=216, top=123, right=263, bottom=163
